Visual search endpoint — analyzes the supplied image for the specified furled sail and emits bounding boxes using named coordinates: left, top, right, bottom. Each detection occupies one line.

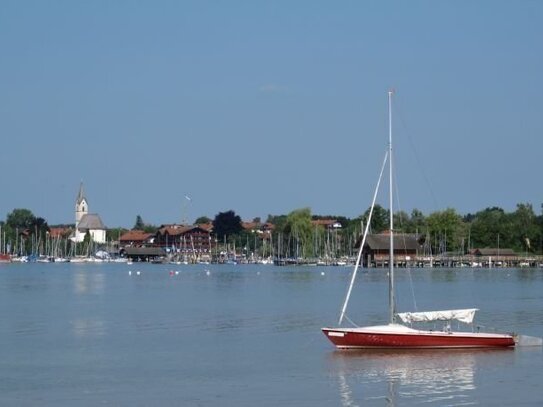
left=396, top=308, right=478, bottom=324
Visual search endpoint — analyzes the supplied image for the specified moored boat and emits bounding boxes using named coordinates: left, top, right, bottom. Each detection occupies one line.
left=322, top=91, right=515, bottom=349
left=323, top=323, right=515, bottom=349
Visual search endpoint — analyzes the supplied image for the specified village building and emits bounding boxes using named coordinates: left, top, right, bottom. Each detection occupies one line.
left=241, top=220, right=274, bottom=244
left=241, top=221, right=260, bottom=232
left=468, top=248, right=518, bottom=265
left=48, top=227, right=72, bottom=239
left=123, top=246, right=166, bottom=262
left=358, top=231, right=422, bottom=267
left=119, top=230, right=155, bottom=247
left=154, top=224, right=213, bottom=254
left=71, top=183, right=107, bottom=244
left=311, top=219, right=342, bottom=229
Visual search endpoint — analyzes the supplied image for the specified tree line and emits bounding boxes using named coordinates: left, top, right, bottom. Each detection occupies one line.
left=205, top=203, right=543, bottom=259
left=1, top=203, right=542, bottom=258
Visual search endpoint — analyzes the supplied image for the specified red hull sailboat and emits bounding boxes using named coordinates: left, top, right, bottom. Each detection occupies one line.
left=323, top=325, right=515, bottom=349
left=322, top=91, right=515, bottom=349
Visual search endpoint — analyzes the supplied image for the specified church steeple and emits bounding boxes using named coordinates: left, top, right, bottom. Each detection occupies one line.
left=75, top=182, right=88, bottom=225
left=76, top=182, right=86, bottom=205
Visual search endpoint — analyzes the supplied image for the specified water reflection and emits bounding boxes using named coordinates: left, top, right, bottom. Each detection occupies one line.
left=73, top=271, right=105, bottom=295
left=327, top=348, right=514, bottom=406
left=72, top=318, right=106, bottom=337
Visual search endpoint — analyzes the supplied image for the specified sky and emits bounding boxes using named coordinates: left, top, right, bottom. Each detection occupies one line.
left=1, top=1, right=542, bottom=228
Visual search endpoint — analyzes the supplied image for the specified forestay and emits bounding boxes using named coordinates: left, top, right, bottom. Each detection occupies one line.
left=396, top=308, right=479, bottom=324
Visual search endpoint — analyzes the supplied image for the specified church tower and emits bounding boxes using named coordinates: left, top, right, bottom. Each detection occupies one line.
left=71, top=182, right=106, bottom=244
left=75, top=182, right=88, bottom=227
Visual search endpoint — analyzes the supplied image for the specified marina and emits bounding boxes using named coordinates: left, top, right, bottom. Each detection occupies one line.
left=2, top=1, right=543, bottom=405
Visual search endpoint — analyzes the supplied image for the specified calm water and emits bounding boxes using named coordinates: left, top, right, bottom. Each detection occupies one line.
left=0, top=263, right=542, bottom=406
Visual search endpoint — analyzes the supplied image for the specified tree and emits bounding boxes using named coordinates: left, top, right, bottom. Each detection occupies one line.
left=33, top=217, right=49, bottom=241
left=361, top=204, right=389, bottom=233
left=6, top=208, right=36, bottom=229
left=83, top=230, right=91, bottom=245
left=283, top=208, right=314, bottom=258
left=512, top=203, right=539, bottom=252
left=393, top=210, right=411, bottom=232
left=410, top=209, right=426, bottom=233
left=213, top=210, right=242, bottom=240
left=195, top=216, right=211, bottom=225
left=426, top=208, right=466, bottom=253
left=4, top=209, right=48, bottom=255
left=107, top=227, right=128, bottom=242
left=267, top=214, right=287, bottom=231
left=134, top=215, right=145, bottom=230
left=469, top=207, right=511, bottom=249
left=142, top=224, right=158, bottom=233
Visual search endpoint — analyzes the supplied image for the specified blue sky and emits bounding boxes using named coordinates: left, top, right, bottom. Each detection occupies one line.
left=1, top=1, right=542, bottom=228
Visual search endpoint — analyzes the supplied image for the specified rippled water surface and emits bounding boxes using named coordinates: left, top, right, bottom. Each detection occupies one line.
left=1, top=263, right=542, bottom=406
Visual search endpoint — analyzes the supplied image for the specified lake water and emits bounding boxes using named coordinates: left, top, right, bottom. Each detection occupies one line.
left=1, top=263, right=542, bottom=406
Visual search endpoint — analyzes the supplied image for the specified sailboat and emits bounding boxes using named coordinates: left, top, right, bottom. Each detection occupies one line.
left=322, top=91, right=515, bottom=349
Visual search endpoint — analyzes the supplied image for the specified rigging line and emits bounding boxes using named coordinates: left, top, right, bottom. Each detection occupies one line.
left=392, top=95, right=440, bottom=211
left=391, top=148, right=419, bottom=313
left=343, top=314, right=360, bottom=328
left=338, top=149, right=389, bottom=326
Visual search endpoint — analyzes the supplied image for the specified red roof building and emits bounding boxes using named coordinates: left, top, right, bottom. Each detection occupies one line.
left=119, top=230, right=155, bottom=246
left=155, top=224, right=213, bottom=253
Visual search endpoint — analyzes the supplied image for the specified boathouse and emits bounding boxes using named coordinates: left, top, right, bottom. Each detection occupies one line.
left=358, top=232, right=422, bottom=267
left=122, top=246, right=166, bottom=262
left=469, top=248, right=518, bottom=265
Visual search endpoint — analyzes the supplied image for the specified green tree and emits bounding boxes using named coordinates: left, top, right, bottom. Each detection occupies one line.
left=393, top=210, right=411, bottom=232
left=33, top=217, right=49, bottom=243
left=267, top=214, right=287, bottom=231
left=283, top=208, right=314, bottom=258
left=426, top=208, right=466, bottom=253
left=134, top=215, right=145, bottom=230
left=213, top=210, right=242, bottom=240
left=361, top=204, right=389, bottom=233
left=469, top=207, right=512, bottom=249
left=107, top=227, right=128, bottom=242
left=195, top=216, right=211, bottom=225
left=5, top=209, right=49, bottom=254
left=6, top=208, right=36, bottom=229
left=142, top=224, right=158, bottom=234
left=512, top=203, right=539, bottom=252
left=410, top=209, right=426, bottom=234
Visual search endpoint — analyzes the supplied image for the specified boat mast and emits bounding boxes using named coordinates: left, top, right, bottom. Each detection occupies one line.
left=388, top=89, right=396, bottom=324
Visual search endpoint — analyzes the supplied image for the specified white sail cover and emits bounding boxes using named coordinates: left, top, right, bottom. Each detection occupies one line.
left=396, top=309, right=479, bottom=324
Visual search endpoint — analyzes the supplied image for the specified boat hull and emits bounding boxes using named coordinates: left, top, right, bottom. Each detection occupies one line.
left=322, top=326, right=515, bottom=349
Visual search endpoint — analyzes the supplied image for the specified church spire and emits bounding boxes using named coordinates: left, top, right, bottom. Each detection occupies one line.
left=76, top=181, right=86, bottom=205
left=75, top=181, right=88, bottom=227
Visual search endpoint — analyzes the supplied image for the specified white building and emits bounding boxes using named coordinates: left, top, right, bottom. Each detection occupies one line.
left=72, top=183, right=107, bottom=243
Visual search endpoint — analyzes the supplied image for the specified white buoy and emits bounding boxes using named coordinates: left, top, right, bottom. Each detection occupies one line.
left=128, top=271, right=132, bottom=276
left=206, top=270, right=210, bottom=276
left=321, top=271, right=325, bottom=276
left=136, top=271, right=141, bottom=276
left=175, top=271, right=179, bottom=275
